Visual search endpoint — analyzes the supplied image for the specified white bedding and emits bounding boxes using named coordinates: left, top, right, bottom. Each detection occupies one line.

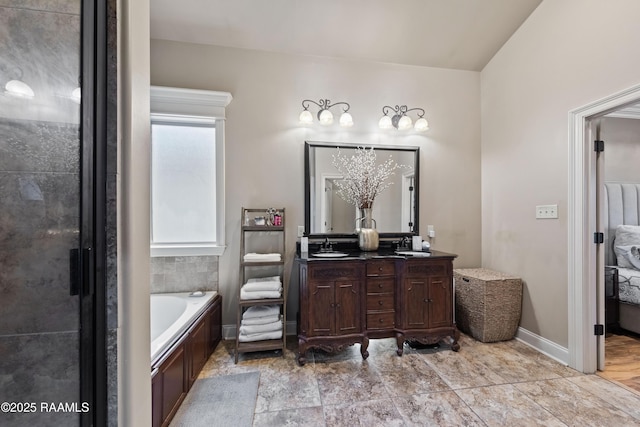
left=617, top=267, right=640, bottom=305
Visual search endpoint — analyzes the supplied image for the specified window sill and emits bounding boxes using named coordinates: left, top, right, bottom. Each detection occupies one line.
left=150, top=244, right=226, bottom=257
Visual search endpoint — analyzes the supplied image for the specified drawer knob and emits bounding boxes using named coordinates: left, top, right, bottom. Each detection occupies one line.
left=379, top=318, right=384, bottom=323
left=379, top=267, right=383, bottom=271
left=379, top=284, right=383, bottom=288
left=378, top=300, right=383, bottom=306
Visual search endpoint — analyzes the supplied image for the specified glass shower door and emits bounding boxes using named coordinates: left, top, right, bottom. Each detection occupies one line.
left=0, top=1, right=94, bottom=426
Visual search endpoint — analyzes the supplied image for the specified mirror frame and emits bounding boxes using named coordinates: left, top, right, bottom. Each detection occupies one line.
left=304, top=141, right=420, bottom=239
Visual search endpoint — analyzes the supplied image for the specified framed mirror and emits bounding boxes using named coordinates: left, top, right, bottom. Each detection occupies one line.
left=304, top=141, right=419, bottom=238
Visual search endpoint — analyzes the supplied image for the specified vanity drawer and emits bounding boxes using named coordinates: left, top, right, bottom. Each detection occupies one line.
left=367, top=294, right=394, bottom=311
left=366, top=278, right=395, bottom=294
left=308, top=263, right=362, bottom=280
left=366, top=261, right=395, bottom=277
left=367, top=312, right=395, bottom=330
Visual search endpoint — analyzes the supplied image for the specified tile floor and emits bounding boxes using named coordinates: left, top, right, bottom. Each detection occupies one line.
left=198, top=334, right=640, bottom=426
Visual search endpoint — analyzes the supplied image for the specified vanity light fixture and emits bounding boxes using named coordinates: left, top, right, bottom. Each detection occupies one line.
left=299, top=99, right=353, bottom=127
left=379, top=105, right=429, bottom=132
left=4, top=67, right=35, bottom=99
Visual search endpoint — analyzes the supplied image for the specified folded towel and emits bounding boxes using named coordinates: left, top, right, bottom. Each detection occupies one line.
left=242, top=304, right=280, bottom=319
left=243, top=253, right=282, bottom=262
left=247, top=275, right=280, bottom=283
left=240, top=288, right=282, bottom=300
left=241, top=314, right=281, bottom=325
left=240, top=320, right=282, bottom=335
left=242, top=279, right=282, bottom=292
left=238, top=329, right=283, bottom=343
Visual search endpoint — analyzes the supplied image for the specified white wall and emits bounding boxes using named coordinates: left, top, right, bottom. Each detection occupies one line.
left=119, top=0, right=151, bottom=425
left=150, top=41, right=482, bottom=325
left=481, top=0, right=640, bottom=347
left=602, top=117, right=640, bottom=183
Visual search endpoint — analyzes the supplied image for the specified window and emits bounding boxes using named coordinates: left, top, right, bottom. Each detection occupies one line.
left=150, top=86, right=232, bottom=256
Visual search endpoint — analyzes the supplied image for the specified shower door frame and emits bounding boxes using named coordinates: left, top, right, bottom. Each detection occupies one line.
left=79, top=0, right=109, bottom=425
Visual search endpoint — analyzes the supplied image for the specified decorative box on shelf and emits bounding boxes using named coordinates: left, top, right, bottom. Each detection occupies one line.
left=453, top=268, right=523, bottom=343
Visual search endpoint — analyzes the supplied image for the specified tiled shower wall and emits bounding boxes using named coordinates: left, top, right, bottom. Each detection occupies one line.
left=0, top=2, right=82, bottom=426
left=151, top=256, right=219, bottom=293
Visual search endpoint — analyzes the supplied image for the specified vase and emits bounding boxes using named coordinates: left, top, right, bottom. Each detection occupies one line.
left=356, top=207, right=379, bottom=251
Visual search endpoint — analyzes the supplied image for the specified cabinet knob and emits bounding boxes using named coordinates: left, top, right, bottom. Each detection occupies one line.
left=379, top=318, right=384, bottom=323
left=378, top=284, right=383, bottom=288
left=378, top=300, right=383, bottom=306
left=379, top=267, right=383, bottom=271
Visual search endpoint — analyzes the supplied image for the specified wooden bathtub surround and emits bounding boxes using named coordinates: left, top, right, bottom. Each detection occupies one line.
left=296, top=250, right=459, bottom=365
left=151, top=294, right=222, bottom=427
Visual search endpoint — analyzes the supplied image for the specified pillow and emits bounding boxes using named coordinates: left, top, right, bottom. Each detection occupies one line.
left=615, top=245, right=640, bottom=269
left=630, top=246, right=640, bottom=270
left=614, top=225, right=640, bottom=268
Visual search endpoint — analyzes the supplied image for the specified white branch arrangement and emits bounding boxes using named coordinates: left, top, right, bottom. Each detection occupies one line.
left=332, top=146, right=406, bottom=209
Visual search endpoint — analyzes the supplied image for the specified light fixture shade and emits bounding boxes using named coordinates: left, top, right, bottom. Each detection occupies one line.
left=339, top=112, right=353, bottom=127
left=299, top=109, right=313, bottom=124
left=71, top=87, right=82, bottom=104
left=378, top=115, right=392, bottom=129
left=318, top=109, right=333, bottom=125
left=398, top=115, right=412, bottom=130
left=414, top=117, right=429, bottom=132
left=5, top=79, right=34, bottom=99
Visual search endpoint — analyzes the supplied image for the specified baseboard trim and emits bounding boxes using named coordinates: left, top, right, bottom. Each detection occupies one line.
left=515, top=327, right=569, bottom=365
left=223, top=321, right=297, bottom=340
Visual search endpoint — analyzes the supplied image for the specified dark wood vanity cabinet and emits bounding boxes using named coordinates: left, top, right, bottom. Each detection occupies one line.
left=297, top=252, right=459, bottom=364
left=365, top=260, right=396, bottom=336
left=297, top=262, right=367, bottom=365
left=396, top=259, right=459, bottom=355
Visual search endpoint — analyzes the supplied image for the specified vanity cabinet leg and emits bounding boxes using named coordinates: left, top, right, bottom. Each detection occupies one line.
left=451, top=328, right=461, bottom=352
left=360, top=337, right=369, bottom=360
left=395, top=334, right=404, bottom=356
left=297, top=340, right=307, bottom=366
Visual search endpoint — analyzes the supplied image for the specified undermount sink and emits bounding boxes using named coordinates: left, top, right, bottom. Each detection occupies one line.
left=311, top=252, right=349, bottom=258
left=395, top=250, right=431, bottom=257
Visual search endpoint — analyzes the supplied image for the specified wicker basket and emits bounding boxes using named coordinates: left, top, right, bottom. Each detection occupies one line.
left=454, top=268, right=522, bottom=343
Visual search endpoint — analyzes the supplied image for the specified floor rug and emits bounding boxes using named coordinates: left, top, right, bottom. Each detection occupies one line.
left=170, top=372, right=260, bottom=427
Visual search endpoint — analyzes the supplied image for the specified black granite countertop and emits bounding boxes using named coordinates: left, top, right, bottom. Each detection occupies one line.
left=296, top=244, right=456, bottom=262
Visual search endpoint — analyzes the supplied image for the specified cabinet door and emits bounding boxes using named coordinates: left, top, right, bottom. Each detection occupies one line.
left=209, top=298, right=222, bottom=353
left=161, top=344, right=186, bottom=423
left=188, top=319, right=208, bottom=388
left=335, top=280, right=361, bottom=335
left=403, top=278, right=429, bottom=328
left=308, top=281, right=335, bottom=336
left=428, top=276, right=452, bottom=329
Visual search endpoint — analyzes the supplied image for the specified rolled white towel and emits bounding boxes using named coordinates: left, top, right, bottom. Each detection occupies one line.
left=239, top=319, right=282, bottom=335
left=241, top=314, right=281, bottom=325
left=242, top=304, right=280, bottom=319
left=240, top=288, right=282, bottom=300
left=238, top=329, right=282, bottom=343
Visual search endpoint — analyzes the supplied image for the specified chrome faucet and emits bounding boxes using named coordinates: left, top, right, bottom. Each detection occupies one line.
left=321, top=237, right=333, bottom=252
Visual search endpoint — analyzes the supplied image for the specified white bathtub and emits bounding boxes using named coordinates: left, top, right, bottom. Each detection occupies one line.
left=150, top=291, right=217, bottom=364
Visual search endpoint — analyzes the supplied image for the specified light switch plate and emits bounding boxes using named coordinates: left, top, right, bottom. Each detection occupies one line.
left=297, top=226, right=305, bottom=237
left=536, top=204, right=558, bottom=219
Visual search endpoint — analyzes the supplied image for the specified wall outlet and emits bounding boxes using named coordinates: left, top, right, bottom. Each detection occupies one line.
left=297, top=225, right=305, bottom=237
left=427, top=225, right=435, bottom=238
left=536, top=204, right=558, bottom=219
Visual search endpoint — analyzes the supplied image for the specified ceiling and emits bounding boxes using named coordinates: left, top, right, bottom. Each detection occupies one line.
left=150, top=0, right=542, bottom=72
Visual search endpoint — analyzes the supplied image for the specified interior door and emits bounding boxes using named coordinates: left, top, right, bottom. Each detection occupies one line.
left=593, top=119, right=606, bottom=371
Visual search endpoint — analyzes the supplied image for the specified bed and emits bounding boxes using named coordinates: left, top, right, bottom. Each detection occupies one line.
left=604, top=182, right=640, bottom=335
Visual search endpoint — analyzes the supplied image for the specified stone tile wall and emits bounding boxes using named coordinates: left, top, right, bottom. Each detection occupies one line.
left=151, top=256, right=219, bottom=293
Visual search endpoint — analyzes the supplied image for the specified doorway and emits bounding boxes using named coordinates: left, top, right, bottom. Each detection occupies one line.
left=568, top=83, right=640, bottom=377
